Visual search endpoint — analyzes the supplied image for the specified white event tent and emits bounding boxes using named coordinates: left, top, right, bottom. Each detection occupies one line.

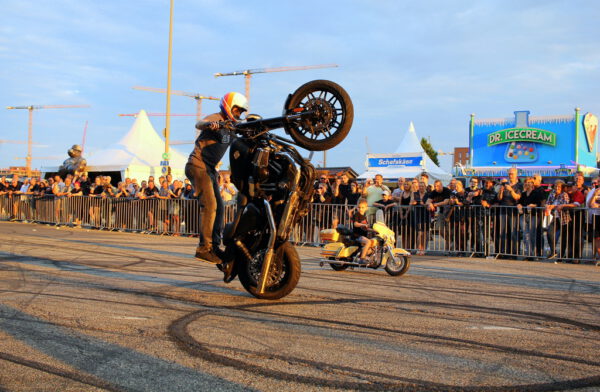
left=42, top=110, right=190, bottom=181
left=358, top=122, right=452, bottom=184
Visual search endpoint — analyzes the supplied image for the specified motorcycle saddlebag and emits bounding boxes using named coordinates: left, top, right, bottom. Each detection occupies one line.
left=320, top=229, right=339, bottom=242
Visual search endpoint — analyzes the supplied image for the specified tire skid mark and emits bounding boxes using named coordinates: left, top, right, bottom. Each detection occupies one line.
left=0, top=304, right=250, bottom=392
left=169, top=309, right=600, bottom=391
left=0, top=351, right=126, bottom=392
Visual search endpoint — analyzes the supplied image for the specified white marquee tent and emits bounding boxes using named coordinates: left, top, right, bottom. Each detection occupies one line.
left=358, top=122, right=453, bottom=184
left=42, top=110, right=190, bottom=181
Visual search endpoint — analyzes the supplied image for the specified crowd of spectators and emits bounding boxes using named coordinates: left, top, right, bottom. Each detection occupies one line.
left=0, top=172, right=238, bottom=234
left=312, top=169, right=599, bottom=263
left=2, top=169, right=600, bottom=263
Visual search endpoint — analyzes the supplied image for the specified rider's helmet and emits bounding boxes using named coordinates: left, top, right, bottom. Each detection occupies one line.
left=220, top=92, right=248, bottom=122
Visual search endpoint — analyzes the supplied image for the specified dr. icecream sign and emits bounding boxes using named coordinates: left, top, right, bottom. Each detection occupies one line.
left=487, top=128, right=556, bottom=147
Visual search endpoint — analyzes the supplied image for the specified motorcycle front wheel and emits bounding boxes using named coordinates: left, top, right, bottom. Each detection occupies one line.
left=238, top=241, right=301, bottom=300
left=284, top=79, right=353, bottom=151
left=385, top=251, right=410, bottom=277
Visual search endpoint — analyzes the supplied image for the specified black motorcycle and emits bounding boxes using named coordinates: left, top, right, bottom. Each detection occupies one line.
left=221, top=80, right=353, bottom=299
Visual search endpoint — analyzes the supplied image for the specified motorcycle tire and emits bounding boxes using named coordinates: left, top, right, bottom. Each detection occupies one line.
left=384, top=252, right=410, bottom=277
left=238, top=241, right=301, bottom=300
left=284, top=79, right=353, bottom=151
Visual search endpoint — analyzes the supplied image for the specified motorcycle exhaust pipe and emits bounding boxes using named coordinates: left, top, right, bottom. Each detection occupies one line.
left=258, top=199, right=277, bottom=295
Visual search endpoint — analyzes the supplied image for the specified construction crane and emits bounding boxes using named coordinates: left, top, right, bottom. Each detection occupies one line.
left=214, top=63, right=339, bottom=109
left=6, top=105, right=90, bottom=177
left=131, top=86, right=219, bottom=122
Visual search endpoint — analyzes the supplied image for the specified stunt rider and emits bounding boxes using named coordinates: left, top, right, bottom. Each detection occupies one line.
left=185, top=92, right=248, bottom=264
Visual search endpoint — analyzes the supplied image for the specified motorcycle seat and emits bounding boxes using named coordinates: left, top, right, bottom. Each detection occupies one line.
left=336, top=224, right=353, bottom=236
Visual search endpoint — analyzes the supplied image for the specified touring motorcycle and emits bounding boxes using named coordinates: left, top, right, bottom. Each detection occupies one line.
left=220, top=80, right=353, bottom=299
left=319, top=210, right=411, bottom=276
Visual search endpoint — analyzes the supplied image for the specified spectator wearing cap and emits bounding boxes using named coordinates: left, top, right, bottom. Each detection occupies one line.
left=373, top=190, right=395, bottom=212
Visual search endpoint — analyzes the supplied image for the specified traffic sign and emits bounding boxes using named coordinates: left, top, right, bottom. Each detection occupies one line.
left=162, top=152, right=170, bottom=160
left=160, top=160, right=170, bottom=166
left=161, top=166, right=168, bottom=174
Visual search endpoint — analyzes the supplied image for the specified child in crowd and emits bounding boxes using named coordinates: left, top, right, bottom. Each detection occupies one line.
left=352, top=198, right=377, bottom=264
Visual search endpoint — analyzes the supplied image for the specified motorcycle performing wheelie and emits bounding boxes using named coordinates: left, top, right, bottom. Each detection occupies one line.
left=319, top=210, right=411, bottom=276
left=218, top=80, right=353, bottom=299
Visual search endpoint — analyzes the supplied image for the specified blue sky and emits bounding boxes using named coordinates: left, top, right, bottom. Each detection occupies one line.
left=1, top=0, right=599, bottom=175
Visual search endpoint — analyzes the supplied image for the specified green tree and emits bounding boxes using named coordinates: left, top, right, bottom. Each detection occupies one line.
left=420, top=137, right=440, bottom=166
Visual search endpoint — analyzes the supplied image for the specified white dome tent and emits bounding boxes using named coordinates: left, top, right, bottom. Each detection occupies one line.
left=42, top=110, right=189, bottom=182
left=358, top=122, right=452, bottom=184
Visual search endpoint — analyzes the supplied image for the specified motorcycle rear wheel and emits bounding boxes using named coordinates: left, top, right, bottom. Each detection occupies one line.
left=238, top=241, right=301, bottom=300
left=385, top=252, right=410, bottom=276
left=328, top=257, right=349, bottom=271
left=284, top=80, right=353, bottom=151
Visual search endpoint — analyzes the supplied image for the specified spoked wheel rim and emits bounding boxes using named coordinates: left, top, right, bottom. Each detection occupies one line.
left=247, top=250, right=286, bottom=288
left=295, top=91, right=344, bottom=142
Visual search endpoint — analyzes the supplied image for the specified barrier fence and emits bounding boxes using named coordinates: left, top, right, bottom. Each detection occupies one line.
left=1, top=195, right=597, bottom=263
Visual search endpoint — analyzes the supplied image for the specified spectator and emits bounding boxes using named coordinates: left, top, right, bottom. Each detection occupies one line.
left=139, top=179, right=159, bottom=232
left=574, top=171, right=589, bottom=198
left=330, top=176, right=345, bottom=205
left=410, top=180, right=430, bottom=255
left=219, top=174, right=237, bottom=206
left=586, top=177, right=600, bottom=263
left=373, top=190, right=395, bottom=214
left=497, top=168, right=522, bottom=257
left=529, top=174, right=547, bottom=257
left=313, top=183, right=332, bottom=232
left=448, top=180, right=467, bottom=253
left=345, top=181, right=362, bottom=218
left=465, top=177, right=484, bottom=256
left=410, top=178, right=419, bottom=193
left=517, top=177, right=543, bottom=259
left=480, top=178, right=498, bottom=256
left=169, top=180, right=183, bottom=236
left=364, top=174, right=390, bottom=222
left=545, top=180, right=570, bottom=260
left=157, top=180, right=171, bottom=233
left=315, top=174, right=332, bottom=195
left=561, top=181, right=585, bottom=261
left=427, top=180, right=452, bottom=250
left=6, top=176, right=23, bottom=220
left=397, top=181, right=413, bottom=249
left=391, top=177, right=406, bottom=203
left=338, top=174, right=352, bottom=203
left=418, top=172, right=430, bottom=188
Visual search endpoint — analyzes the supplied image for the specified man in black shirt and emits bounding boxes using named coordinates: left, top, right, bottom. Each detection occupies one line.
left=186, top=92, right=248, bottom=264
left=465, top=177, right=484, bottom=255
left=497, top=168, right=522, bottom=257
left=427, top=180, right=452, bottom=250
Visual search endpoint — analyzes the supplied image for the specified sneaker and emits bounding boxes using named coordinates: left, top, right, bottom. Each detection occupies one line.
left=194, top=248, right=222, bottom=264
left=357, top=258, right=369, bottom=265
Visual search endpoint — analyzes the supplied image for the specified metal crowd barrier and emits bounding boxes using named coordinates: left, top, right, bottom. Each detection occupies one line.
left=0, top=195, right=597, bottom=262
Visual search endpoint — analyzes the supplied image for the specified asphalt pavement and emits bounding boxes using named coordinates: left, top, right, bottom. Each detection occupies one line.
left=0, top=221, right=599, bottom=391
